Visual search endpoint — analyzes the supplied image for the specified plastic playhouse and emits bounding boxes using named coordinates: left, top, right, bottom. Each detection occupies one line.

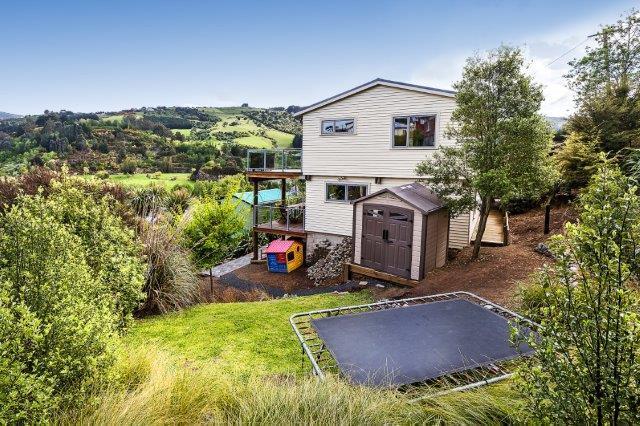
left=265, top=240, right=304, bottom=273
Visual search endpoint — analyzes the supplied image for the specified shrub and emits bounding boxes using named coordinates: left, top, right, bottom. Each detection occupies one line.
left=45, top=181, right=146, bottom=329
left=182, top=198, right=245, bottom=271
left=166, top=187, right=191, bottom=214
left=0, top=198, right=116, bottom=422
left=516, top=273, right=557, bottom=323
left=130, top=184, right=168, bottom=218
left=516, top=163, right=640, bottom=424
left=96, top=170, right=110, bottom=179
left=555, top=132, right=603, bottom=189
left=140, top=222, right=200, bottom=314
left=120, top=157, right=138, bottom=174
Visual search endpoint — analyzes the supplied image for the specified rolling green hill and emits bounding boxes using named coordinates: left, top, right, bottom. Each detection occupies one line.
left=0, top=106, right=301, bottom=176
left=99, top=106, right=300, bottom=149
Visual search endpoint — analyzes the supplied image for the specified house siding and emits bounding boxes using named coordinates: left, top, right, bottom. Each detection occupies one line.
left=301, top=85, right=456, bottom=178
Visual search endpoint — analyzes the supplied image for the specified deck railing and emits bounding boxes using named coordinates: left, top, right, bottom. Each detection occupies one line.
left=246, top=148, right=302, bottom=171
left=253, top=203, right=305, bottom=231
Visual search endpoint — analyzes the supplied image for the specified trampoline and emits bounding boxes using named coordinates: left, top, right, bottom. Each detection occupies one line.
left=290, top=292, right=537, bottom=395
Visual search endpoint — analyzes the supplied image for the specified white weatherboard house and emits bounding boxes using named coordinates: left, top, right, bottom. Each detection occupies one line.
left=293, top=79, right=479, bottom=281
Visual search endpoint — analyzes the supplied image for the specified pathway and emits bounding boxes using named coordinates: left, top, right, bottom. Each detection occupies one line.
left=201, top=253, right=253, bottom=278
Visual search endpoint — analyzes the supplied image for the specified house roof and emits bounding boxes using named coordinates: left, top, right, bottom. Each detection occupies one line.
left=354, top=182, right=445, bottom=215
left=264, top=239, right=297, bottom=253
left=233, top=188, right=282, bottom=205
left=293, top=78, right=456, bottom=117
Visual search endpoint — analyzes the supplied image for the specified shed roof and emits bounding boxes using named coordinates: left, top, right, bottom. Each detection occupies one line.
left=354, top=182, right=444, bottom=215
left=233, top=188, right=282, bottom=205
left=293, top=78, right=456, bottom=117
left=264, top=239, right=297, bottom=253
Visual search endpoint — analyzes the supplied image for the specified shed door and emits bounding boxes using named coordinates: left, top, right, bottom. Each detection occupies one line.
left=361, top=204, right=413, bottom=279
left=361, top=205, right=386, bottom=272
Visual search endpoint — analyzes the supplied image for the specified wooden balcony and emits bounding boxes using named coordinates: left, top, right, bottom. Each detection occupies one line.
left=246, top=149, right=302, bottom=180
left=253, top=204, right=306, bottom=237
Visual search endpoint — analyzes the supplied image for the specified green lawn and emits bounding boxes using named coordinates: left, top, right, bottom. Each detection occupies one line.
left=173, top=128, right=192, bottom=136
left=125, top=292, right=372, bottom=376
left=85, top=173, right=192, bottom=188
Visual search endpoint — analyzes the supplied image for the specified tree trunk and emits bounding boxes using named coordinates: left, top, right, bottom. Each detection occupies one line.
left=472, top=196, right=492, bottom=260
left=209, top=267, right=214, bottom=297
left=544, top=204, right=551, bottom=234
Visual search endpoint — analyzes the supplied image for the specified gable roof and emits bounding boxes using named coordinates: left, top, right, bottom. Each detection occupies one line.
left=293, top=78, right=456, bottom=117
left=233, top=188, right=282, bottom=205
left=354, top=182, right=444, bottom=215
left=264, top=239, right=297, bottom=253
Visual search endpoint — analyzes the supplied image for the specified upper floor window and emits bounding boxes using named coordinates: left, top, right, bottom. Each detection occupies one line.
left=393, top=115, right=436, bottom=147
left=321, top=119, right=355, bottom=135
left=326, top=183, right=367, bottom=202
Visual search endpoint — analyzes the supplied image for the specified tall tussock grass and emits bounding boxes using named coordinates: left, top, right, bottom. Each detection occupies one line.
left=58, top=347, right=525, bottom=425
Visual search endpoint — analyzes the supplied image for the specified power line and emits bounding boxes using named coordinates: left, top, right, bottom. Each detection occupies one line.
left=545, top=37, right=590, bottom=68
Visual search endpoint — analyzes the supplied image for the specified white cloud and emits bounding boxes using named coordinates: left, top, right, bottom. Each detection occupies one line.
left=408, top=13, right=623, bottom=117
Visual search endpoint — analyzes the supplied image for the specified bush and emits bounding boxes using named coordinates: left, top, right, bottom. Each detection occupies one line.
left=166, top=187, right=191, bottom=214
left=555, top=132, right=603, bottom=189
left=130, top=184, right=168, bottom=218
left=120, top=157, right=138, bottom=174
left=96, top=170, right=110, bottom=179
left=140, top=222, right=200, bottom=314
left=517, top=274, right=556, bottom=323
left=45, top=181, right=146, bottom=329
left=516, top=163, right=640, bottom=424
left=0, top=197, right=116, bottom=422
left=183, top=198, right=245, bottom=270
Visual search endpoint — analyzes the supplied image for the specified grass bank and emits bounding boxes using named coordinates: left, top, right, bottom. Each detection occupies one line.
left=59, top=346, right=525, bottom=425
left=125, top=292, right=372, bottom=376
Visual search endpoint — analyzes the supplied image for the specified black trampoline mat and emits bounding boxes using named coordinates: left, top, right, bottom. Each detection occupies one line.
left=311, top=299, right=533, bottom=386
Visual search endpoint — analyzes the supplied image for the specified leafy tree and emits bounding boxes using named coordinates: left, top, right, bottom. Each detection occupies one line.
left=0, top=196, right=116, bottom=422
left=416, top=46, right=555, bottom=258
left=182, top=198, right=245, bottom=290
left=517, top=162, right=640, bottom=424
left=565, top=10, right=640, bottom=166
left=555, top=131, right=604, bottom=189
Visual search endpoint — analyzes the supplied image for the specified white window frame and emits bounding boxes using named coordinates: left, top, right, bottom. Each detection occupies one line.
left=325, top=182, right=369, bottom=203
left=320, top=118, right=356, bottom=136
left=390, top=113, right=438, bottom=149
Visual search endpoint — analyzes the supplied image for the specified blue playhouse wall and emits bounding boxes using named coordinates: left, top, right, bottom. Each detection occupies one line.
left=267, top=253, right=288, bottom=273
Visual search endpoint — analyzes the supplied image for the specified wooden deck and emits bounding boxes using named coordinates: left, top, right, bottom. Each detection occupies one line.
left=246, top=170, right=302, bottom=180
left=254, top=220, right=306, bottom=238
left=472, top=209, right=507, bottom=246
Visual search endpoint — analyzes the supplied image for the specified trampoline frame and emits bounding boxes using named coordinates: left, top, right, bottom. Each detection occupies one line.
left=290, top=291, right=538, bottom=398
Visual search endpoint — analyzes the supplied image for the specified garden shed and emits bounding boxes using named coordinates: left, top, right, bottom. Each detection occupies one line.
left=352, top=183, right=448, bottom=282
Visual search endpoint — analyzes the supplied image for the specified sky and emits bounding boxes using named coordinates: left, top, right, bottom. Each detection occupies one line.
left=1, top=0, right=637, bottom=117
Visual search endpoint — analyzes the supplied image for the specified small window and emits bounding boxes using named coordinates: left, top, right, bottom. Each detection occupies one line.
left=392, top=115, right=436, bottom=147
left=366, top=208, right=383, bottom=217
left=389, top=212, right=409, bottom=221
left=326, top=183, right=368, bottom=202
left=321, top=119, right=354, bottom=135
left=287, top=251, right=295, bottom=261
